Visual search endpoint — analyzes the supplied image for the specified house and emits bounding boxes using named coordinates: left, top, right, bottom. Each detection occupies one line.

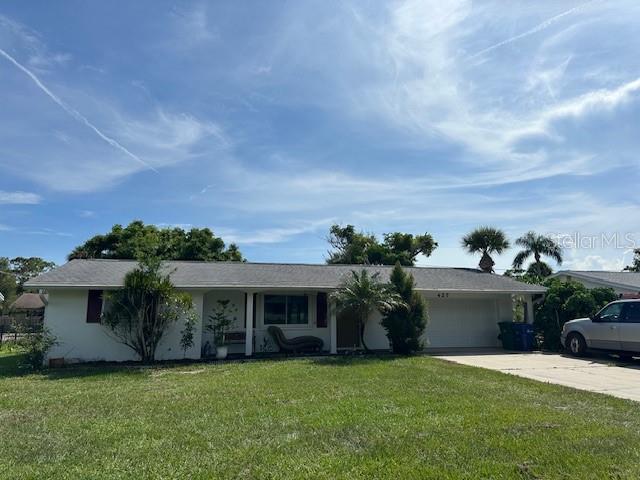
left=550, top=270, right=640, bottom=297
left=25, top=259, right=546, bottom=363
left=10, top=292, right=48, bottom=311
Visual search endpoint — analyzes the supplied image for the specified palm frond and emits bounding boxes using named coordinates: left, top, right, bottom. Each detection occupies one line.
left=512, top=250, right=531, bottom=269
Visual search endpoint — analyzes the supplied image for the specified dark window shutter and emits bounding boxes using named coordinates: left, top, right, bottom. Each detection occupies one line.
left=86, top=290, right=103, bottom=323
left=316, top=292, right=328, bottom=328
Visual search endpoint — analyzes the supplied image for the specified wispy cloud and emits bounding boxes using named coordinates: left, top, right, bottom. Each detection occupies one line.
left=0, top=190, right=41, bottom=204
left=0, top=47, right=157, bottom=173
left=1, top=2, right=639, bottom=270
left=467, top=0, right=598, bottom=60
left=218, top=218, right=335, bottom=245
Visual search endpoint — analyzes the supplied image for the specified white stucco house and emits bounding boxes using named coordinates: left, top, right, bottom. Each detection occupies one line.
left=26, top=259, right=545, bottom=363
left=550, top=270, right=640, bottom=297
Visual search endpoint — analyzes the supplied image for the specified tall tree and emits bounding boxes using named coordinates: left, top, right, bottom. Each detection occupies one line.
left=326, top=224, right=437, bottom=266
left=69, top=220, right=243, bottom=262
left=331, top=270, right=403, bottom=351
left=461, top=226, right=510, bottom=272
left=0, top=257, right=17, bottom=312
left=381, top=264, right=428, bottom=354
left=512, top=231, right=562, bottom=277
left=102, top=257, right=197, bottom=363
left=9, top=257, right=56, bottom=293
left=624, top=249, right=640, bottom=272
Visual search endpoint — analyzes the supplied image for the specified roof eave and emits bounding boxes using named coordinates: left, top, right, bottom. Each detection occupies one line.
left=27, top=283, right=546, bottom=294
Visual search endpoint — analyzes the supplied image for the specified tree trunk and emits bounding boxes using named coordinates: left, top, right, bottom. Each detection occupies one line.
left=478, top=252, right=495, bottom=273
left=359, top=315, right=370, bottom=352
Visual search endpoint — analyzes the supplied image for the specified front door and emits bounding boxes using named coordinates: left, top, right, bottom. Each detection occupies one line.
left=337, top=308, right=360, bottom=349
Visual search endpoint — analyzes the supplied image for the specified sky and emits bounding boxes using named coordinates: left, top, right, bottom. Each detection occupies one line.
left=0, top=0, right=639, bottom=272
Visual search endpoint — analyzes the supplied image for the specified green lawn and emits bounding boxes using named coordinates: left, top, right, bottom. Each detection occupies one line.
left=1, top=350, right=640, bottom=479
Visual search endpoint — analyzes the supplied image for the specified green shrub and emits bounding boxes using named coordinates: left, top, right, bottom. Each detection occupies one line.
left=18, top=327, right=57, bottom=369
left=381, top=263, right=427, bottom=354
left=535, top=279, right=617, bottom=350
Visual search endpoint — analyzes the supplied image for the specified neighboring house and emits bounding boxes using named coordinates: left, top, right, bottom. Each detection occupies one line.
left=551, top=271, right=640, bottom=297
left=10, top=292, right=48, bottom=312
left=25, top=259, right=545, bottom=363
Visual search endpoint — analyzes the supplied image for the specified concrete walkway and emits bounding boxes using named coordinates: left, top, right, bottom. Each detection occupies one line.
left=434, top=351, right=640, bottom=402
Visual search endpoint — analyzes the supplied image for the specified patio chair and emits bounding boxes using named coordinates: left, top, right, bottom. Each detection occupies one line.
left=267, top=326, right=323, bottom=353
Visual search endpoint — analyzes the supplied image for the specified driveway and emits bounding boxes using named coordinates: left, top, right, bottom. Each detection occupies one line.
left=434, top=350, right=640, bottom=402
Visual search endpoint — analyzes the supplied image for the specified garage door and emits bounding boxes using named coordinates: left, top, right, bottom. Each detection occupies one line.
left=425, top=298, right=501, bottom=348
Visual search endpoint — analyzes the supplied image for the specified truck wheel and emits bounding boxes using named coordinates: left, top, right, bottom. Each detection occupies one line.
left=566, top=333, right=587, bottom=357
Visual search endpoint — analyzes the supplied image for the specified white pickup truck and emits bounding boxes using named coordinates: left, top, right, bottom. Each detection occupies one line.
left=562, top=300, right=640, bottom=359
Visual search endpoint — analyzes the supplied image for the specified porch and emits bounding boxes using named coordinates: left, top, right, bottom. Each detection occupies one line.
left=199, top=289, right=341, bottom=357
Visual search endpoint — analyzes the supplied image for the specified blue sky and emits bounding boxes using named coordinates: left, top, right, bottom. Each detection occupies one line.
left=0, top=0, right=639, bottom=271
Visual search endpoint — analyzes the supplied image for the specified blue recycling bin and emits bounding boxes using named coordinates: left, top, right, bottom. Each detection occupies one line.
left=498, top=322, right=535, bottom=351
left=511, top=322, right=535, bottom=351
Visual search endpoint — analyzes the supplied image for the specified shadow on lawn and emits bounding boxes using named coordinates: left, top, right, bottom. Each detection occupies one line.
left=0, top=349, right=406, bottom=380
left=0, top=351, right=167, bottom=380
left=308, top=353, right=401, bottom=367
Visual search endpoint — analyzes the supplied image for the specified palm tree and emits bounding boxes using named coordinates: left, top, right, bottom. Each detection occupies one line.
left=330, top=270, right=404, bottom=351
left=461, top=226, right=510, bottom=273
left=512, top=231, right=562, bottom=277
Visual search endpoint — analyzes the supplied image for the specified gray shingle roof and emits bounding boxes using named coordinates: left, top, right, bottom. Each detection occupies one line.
left=26, top=259, right=545, bottom=293
left=553, top=270, right=640, bottom=290
left=10, top=293, right=48, bottom=310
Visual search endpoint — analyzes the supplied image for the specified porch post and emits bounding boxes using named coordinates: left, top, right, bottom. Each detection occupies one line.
left=245, top=292, right=254, bottom=357
left=330, top=299, right=337, bottom=354
left=525, top=296, right=535, bottom=324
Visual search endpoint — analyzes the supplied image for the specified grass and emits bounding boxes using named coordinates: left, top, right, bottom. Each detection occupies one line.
left=1, top=350, right=640, bottom=479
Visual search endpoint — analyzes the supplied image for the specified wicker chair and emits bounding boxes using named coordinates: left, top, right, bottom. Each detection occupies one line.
left=267, top=326, right=323, bottom=353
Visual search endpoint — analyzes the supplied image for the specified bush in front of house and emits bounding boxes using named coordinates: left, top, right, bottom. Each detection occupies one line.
left=17, top=326, right=57, bottom=369
left=102, top=256, right=196, bottom=363
left=381, top=263, right=428, bottom=355
left=535, top=279, right=617, bottom=351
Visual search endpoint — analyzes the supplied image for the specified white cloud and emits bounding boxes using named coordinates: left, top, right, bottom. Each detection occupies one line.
left=543, top=77, right=640, bottom=122
left=0, top=190, right=41, bottom=204
left=0, top=14, right=230, bottom=193
left=218, top=218, right=335, bottom=245
left=167, top=3, right=217, bottom=49
left=0, top=47, right=157, bottom=173
left=467, top=1, right=597, bottom=61
left=565, top=254, right=626, bottom=271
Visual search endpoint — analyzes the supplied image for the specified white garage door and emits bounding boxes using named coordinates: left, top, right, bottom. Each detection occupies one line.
left=425, top=298, right=501, bottom=348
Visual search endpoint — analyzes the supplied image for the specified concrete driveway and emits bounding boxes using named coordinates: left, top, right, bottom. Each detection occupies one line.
left=434, top=350, right=640, bottom=402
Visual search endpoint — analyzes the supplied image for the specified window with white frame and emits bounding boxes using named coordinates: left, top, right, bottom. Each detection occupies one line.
left=263, top=295, right=308, bottom=325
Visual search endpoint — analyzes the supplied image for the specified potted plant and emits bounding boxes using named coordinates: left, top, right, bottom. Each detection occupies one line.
left=207, top=299, right=237, bottom=359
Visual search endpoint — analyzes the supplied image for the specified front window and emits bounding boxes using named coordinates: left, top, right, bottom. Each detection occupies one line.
left=264, top=295, right=308, bottom=325
left=597, top=303, right=624, bottom=322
